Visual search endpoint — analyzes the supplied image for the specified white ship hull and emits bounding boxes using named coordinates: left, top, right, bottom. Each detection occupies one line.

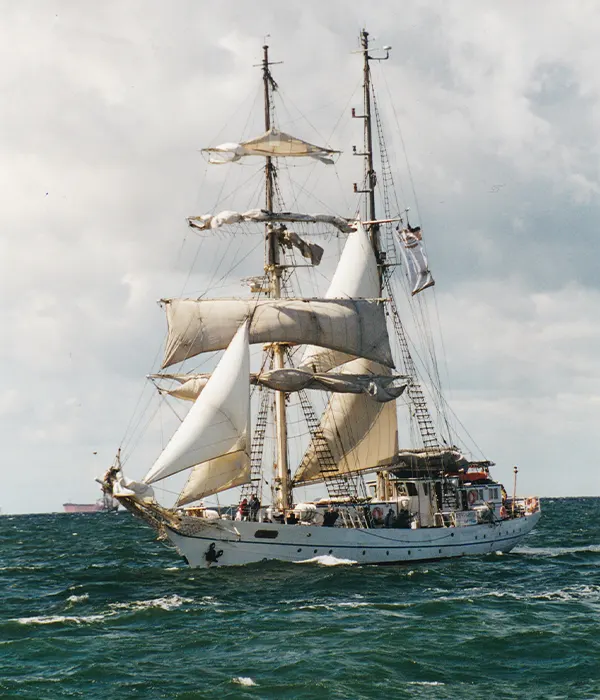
left=164, top=511, right=541, bottom=569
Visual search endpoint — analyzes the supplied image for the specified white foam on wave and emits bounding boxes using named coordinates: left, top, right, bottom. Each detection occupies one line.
left=16, top=613, right=107, bottom=626
left=109, top=595, right=193, bottom=612
left=294, top=554, right=357, bottom=566
left=232, top=677, right=257, bottom=686
left=66, top=593, right=89, bottom=605
left=514, top=544, right=600, bottom=557
left=407, top=681, right=445, bottom=686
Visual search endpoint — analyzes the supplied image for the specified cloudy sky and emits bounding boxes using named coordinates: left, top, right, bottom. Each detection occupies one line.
left=2, top=1, right=598, bottom=513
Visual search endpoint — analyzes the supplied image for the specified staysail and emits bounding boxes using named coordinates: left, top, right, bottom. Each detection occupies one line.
left=143, top=322, right=251, bottom=486
left=161, top=298, right=393, bottom=369
left=176, top=452, right=250, bottom=506
left=294, top=222, right=399, bottom=484
left=300, top=222, right=380, bottom=373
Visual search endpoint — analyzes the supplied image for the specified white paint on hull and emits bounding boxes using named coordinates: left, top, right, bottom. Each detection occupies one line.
left=164, top=512, right=542, bottom=568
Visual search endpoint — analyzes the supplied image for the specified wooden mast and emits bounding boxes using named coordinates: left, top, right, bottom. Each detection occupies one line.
left=262, top=44, right=291, bottom=511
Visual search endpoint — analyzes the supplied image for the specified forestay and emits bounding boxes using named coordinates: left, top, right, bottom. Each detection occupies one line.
left=161, top=298, right=393, bottom=369
left=144, top=322, right=251, bottom=486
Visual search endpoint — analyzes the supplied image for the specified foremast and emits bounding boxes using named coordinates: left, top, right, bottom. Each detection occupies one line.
left=262, top=44, right=291, bottom=511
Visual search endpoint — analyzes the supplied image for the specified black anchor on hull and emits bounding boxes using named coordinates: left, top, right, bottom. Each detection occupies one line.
left=205, top=542, right=224, bottom=565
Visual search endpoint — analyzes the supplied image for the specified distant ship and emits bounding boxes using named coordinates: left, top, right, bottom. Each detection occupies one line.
left=63, top=493, right=118, bottom=514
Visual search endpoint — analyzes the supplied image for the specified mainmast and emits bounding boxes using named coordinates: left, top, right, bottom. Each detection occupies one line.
left=262, top=44, right=291, bottom=511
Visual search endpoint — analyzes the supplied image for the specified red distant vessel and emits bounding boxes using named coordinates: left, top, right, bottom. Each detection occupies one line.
left=63, top=494, right=118, bottom=513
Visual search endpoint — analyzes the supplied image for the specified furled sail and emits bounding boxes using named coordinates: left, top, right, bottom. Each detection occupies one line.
left=397, top=225, right=435, bottom=296
left=143, top=322, right=250, bottom=485
left=188, top=210, right=354, bottom=234
left=203, top=128, right=339, bottom=164
left=300, top=222, right=380, bottom=373
left=153, top=368, right=408, bottom=402
left=161, top=298, right=393, bottom=369
left=293, top=358, right=399, bottom=485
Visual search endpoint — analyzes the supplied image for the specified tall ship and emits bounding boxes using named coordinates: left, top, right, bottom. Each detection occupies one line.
left=102, top=31, right=541, bottom=568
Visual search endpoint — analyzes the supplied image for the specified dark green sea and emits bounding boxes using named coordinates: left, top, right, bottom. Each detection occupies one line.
left=1, top=498, right=599, bottom=699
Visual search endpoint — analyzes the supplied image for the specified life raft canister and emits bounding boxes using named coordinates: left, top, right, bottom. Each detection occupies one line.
left=467, top=489, right=478, bottom=505
left=525, top=497, right=538, bottom=513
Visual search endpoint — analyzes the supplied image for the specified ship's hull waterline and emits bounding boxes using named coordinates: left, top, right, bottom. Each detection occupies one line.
left=162, top=511, right=541, bottom=569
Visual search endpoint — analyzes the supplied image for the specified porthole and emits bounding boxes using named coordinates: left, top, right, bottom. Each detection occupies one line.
left=297, top=548, right=302, bottom=553
left=408, top=550, right=411, bottom=555
left=362, top=550, right=366, bottom=555
left=328, top=549, right=333, bottom=554
left=386, top=550, right=389, bottom=555
left=313, top=549, right=317, bottom=554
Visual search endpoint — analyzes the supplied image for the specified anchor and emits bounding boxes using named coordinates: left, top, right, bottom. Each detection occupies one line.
left=205, top=542, right=224, bottom=565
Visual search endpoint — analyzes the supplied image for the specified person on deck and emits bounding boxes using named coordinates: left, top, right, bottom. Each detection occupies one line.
left=248, top=494, right=260, bottom=522
left=384, top=508, right=395, bottom=528
left=322, top=506, right=339, bottom=527
left=236, top=498, right=249, bottom=521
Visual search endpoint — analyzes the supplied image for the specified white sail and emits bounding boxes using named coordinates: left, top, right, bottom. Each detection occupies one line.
left=156, top=368, right=408, bottom=402
left=203, top=128, right=339, bottom=164
left=293, top=358, right=399, bottom=485
left=300, top=222, right=380, bottom=373
left=161, top=298, right=393, bottom=369
left=176, top=452, right=250, bottom=506
left=144, top=322, right=250, bottom=485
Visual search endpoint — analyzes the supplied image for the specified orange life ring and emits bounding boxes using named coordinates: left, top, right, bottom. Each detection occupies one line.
left=467, top=490, right=477, bottom=505
left=499, top=505, right=507, bottom=518
left=371, top=507, right=384, bottom=520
